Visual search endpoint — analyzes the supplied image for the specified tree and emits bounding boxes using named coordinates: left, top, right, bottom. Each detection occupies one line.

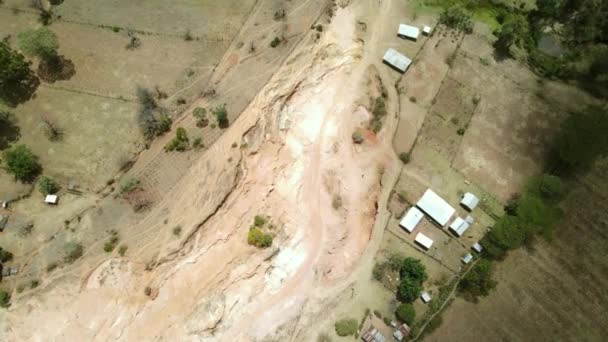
left=38, top=176, right=59, bottom=194
left=399, top=257, right=428, bottom=284
left=439, top=5, right=474, bottom=33
left=334, top=318, right=357, bottom=336
left=494, top=14, right=531, bottom=57
left=2, top=144, right=42, bottom=182
left=0, top=289, right=10, bottom=308
left=213, top=105, right=229, bottom=128
left=397, top=277, right=422, bottom=303
left=555, top=106, right=608, bottom=172
left=17, top=27, right=59, bottom=61
left=0, top=246, right=13, bottom=262
left=0, top=42, right=38, bottom=105
left=458, top=259, right=497, bottom=301
left=164, top=127, right=189, bottom=152
left=529, top=174, right=563, bottom=201
left=395, top=303, right=416, bottom=325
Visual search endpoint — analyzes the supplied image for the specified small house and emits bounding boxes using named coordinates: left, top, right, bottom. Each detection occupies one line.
left=398, top=24, right=420, bottom=40
left=462, top=253, right=473, bottom=264
left=393, top=323, right=411, bottom=341
left=472, top=242, right=483, bottom=253
left=421, top=291, right=432, bottom=303
left=415, top=232, right=434, bottom=250
left=449, top=217, right=470, bottom=237
left=44, top=194, right=58, bottom=205
left=461, top=192, right=480, bottom=211
left=383, top=48, right=412, bottom=73
left=422, top=25, right=432, bottom=35
left=399, top=207, right=424, bottom=233
left=362, top=327, right=387, bottom=342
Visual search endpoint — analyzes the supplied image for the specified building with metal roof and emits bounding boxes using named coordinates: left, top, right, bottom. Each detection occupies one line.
left=421, top=291, right=432, bottom=303
left=462, top=253, right=473, bottom=264
left=472, top=242, right=483, bottom=253
left=449, top=217, right=470, bottom=237
left=398, top=24, right=420, bottom=40
left=399, top=207, right=424, bottom=233
left=415, top=232, right=434, bottom=250
left=416, top=189, right=455, bottom=226
left=383, top=48, right=412, bottom=73
left=44, top=194, right=58, bottom=205
left=461, top=192, right=480, bottom=211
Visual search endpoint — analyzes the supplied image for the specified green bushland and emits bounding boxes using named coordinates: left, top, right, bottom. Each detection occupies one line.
left=17, top=27, right=58, bottom=62
left=334, top=318, right=357, bottom=336
left=0, top=246, right=13, bottom=262
left=103, top=231, right=120, bottom=253
left=120, top=178, right=140, bottom=194
left=2, top=144, right=42, bottom=183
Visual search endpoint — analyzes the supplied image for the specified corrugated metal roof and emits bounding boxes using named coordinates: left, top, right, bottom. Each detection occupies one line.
left=398, top=24, right=420, bottom=39
left=415, top=232, right=434, bottom=249
left=416, top=189, right=455, bottom=226
left=461, top=192, right=480, bottom=210
left=383, top=48, right=412, bottom=72
left=399, top=207, right=424, bottom=233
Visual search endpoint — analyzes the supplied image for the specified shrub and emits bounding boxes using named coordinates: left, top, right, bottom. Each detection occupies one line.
left=192, top=137, right=203, bottom=149
left=2, top=144, right=42, bottom=182
left=30, top=279, right=39, bottom=289
left=247, top=227, right=273, bottom=248
left=254, top=215, right=267, bottom=227
left=183, top=29, right=193, bottom=41
left=458, top=259, right=497, bottom=301
left=156, top=114, right=172, bottom=135
left=0, top=246, right=13, bottom=262
left=316, top=25, right=323, bottom=32
left=334, top=318, right=357, bottom=336
left=118, top=245, right=128, bottom=256
left=274, top=9, right=286, bottom=21
left=38, top=176, right=59, bottom=194
left=176, top=97, right=186, bottom=105
left=144, top=286, right=152, bottom=296
left=46, top=262, right=58, bottom=272
left=352, top=131, right=364, bottom=144
left=332, top=194, right=342, bottom=209
left=409, top=96, right=417, bottom=103
left=16, top=284, right=25, bottom=293
left=193, top=107, right=208, bottom=127
left=472, top=94, right=481, bottom=105
left=373, top=309, right=382, bottom=318
left=63, top=242, right=83, bottom=263
left=213, top=105, right=229, bottom=128
left=395, top=303, right=416, bottom=325
left=457, top=128, right=466, bottom=135
left=120, top=178, right=140, bottom=194
left=398, top=152, right=410, bottom=164
left=270, top=37, right=281, bottom=48
left=165, top=127, right=189, bottom=152
left=439, top=5, right=473, bottom=33
left=103, top=234, right=119, bottom=253
left=0, top=290, right=10, bottom=308
left=173, top=225, right=182, bottom=236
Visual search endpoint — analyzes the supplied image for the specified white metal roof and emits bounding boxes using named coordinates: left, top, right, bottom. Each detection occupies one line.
left=421, top=291, right=432, bottom=303
left=462, top=253, right=473, bottom=264
left=461, top=192, right=480, bottom=210
left=472, top=242, right=483, bottom=253
left=399, top=207, right=424, bottom=233
left=415, top=232, right=433, bottom=249
left=423, top=25, right=432, bottom=34
left=398, top=24, right=420, bottom=39
left=383, top=48, right=412, bottom=73
left=416, top=189, right=455, bottom=226
left=393, top=330, right=404, bottom=341
left=44, top=194, right=58, bottom=204
left=449, top=217, right=470, bottom=237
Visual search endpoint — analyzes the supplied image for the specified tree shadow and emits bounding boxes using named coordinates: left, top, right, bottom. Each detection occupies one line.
left=1, top=75, right=40, bottom=107
left=0, top=112, right=21, bottom=150
left=38, top=55, right=76, bottom=83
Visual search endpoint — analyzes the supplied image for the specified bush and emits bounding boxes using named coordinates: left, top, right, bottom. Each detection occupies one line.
left=439, top=5, right=473, bottom=33
left=248, top=227, right=273, bottom=248
left=63, top=242, right=83, bottom=263
left=372, top=262, right=385, bottom=281
left=156, top=114, right=172, bottom=135
left=458, top=259, right=497, bottom=301
left=103, top=234, right=119, bottom=253
left=395, top=303, right=416, bottom=325
left=254, top=215, right=267, bottom=227
left=332, top=194, right=342, bottom=209
left=2, top=144, right=42, bottom=182
left=409, top=96, right=417, bottom=103
left=120, top=178, right=140, bottom=194
left=0, top=246, right=13, bottom=262
left=0, top=290, right=10, bottom=308
left=213, top=105, right=229, bottom=128
left=118, top=245, right=128, bottom=256
left=193, top=107, right=208, bottom=127
left=173, top=225, right=182, bottom=236
left=30, top=279, right=39, bottom=289
left=46, top=262, right=58, bottom=272
left=165, top=127, right=189, bottom=152
left=399, top=152, right=410, bottom=164
left=373, top=309, right=382, bottom=318
left=334, top=318, right=357, bottom=336
left=352, top=131, right=364, bottom=144
left=38, top=176, right=59, bottom=194
left=192, top=137, right=203, bottom=149
left=270, top=37, right=281, bottom=48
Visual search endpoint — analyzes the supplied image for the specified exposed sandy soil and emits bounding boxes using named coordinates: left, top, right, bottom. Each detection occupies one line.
left=0, top=3, right=400, bottom=341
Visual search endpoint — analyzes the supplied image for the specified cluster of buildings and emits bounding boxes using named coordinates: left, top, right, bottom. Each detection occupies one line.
left=399, top=188, right=484, bottom=263
left=383, top=23, right=432, bottom=73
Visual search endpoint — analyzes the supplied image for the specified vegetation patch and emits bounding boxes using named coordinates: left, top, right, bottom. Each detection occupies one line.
left=0, top=289, right=10, bottom=308
left=2, top=144, right=42, bottom=183
left=63, top=242, right=83, bottom=263
left=458, top=259, right=497, bottom=301
left=38, top=176, right=59, bottom=194
left=103, top=230, right=120, bottom=253
left=165, top=127, right=190, bottom=152
left=334, top=318, right=357, bottom=336
left=369, top=97, right=387, bottom=133
left=248, top=215, right=273, bottom=248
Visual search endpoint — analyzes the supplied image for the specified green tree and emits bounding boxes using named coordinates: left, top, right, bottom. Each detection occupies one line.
left=0, top=42, right=38, bottom=105
left=458, top=259, right=497, bottom=301
left=2, top=144, right=42, bottom=182
left=556, top=106, right=608, bottom=172
left=213, top=105, right=229, bottom=128
left=334, top=318, right=357, bottom=336
left=17, top=27, right=59, bottom=61
left=494, top=14, right=531, bottom=57
left=38, top=176, right=59, bottom=194
left=397, top=277, right=422, bottom=303
left=439, top=5, right=474, bottom=33
left=399, top=257, right=428, bottom=284
left=395, top=303, right=416, bottom=325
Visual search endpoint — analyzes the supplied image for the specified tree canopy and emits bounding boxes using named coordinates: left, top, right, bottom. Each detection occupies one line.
left=0, top=42, right=38, bottom=105
left=2, top=144, right=42, bottom=183
left=399, top=257, right=428, bottom=284
left=458, top=259, right=497, bottom=301
left=395, top=303, right=416, bottom=325
left=17, top=27, right=59, bottom=61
